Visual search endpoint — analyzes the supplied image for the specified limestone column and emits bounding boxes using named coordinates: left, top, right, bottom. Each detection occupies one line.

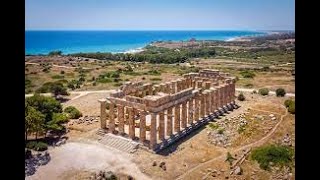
left=166, top=108, right=173, bottom=136
left=154, top=85, right=160, bottom=95
left=181, top=79, right=186, bottom=90
left=127, top=107, right=135, bottom=139
left=176, top=80, right=181, bottom=92
left=222, top=84, right=227, bottom=106
left=109, top=103, right=116, bottom=133
left=205, top=82, right=211, bottom=89
left=181, top=101, right=187, bottom=128
left=188, top=98, right=194, bottom=124
left=117, top=105, right=125, bottom=134
left=158, top=111, right=165, bottom=141
left=139, top=111, right=146, bottom=143
left=171, top=81, right=177, bottom=94
left=174, top=104, right=181, bottom=133
left=98, top=99, right=107, bottom=129
left=194, top=93, right=200, bottom=121
left=206, top=91, right=211, bottom=115
left=211, top=89, right=217, bottom=112
left=216, top=87, right=221, bottom=109
left=197, top=81, right=203, bottom=89
left=148, top=85, right=153, bottom=95
left=142, top=88, right=147, bottom=97
left=160, top=83, right=165, bottom=92
left=192, top=80, right=196, bottom=89
left=150, top=113, right=157, bottom=149
left=200, top=93, right=206, bottom=118
left=232, top=82, right=236, bottom=104
left=165, top=83, right=170, bottom=94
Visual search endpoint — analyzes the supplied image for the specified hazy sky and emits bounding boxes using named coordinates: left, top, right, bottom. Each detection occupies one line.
left=25, top=0, right=295, bottom=30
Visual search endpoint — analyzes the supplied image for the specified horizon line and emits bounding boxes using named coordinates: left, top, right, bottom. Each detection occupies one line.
left=25, top=29, right=294, bottom=32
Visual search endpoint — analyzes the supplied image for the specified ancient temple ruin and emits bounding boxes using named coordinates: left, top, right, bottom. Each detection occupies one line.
left=98, top=69, right=237, bottom=152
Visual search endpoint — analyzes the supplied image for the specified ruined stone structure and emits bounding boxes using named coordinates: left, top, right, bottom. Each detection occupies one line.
left=98, top=69, right=237, bottom=152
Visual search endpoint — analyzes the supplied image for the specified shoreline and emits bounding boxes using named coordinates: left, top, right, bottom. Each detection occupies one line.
left=25, top=31, right=294, bottom=55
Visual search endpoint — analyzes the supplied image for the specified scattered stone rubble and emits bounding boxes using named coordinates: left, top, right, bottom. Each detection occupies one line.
left=281, top=134, right=292, bottom=146
left=25, top=151, right=51, bottom=177
left=68, top=115, right=100, bottom=126
left=89, top=170, right=130, bottom=180
left=271, top=166, right=293, bottom=180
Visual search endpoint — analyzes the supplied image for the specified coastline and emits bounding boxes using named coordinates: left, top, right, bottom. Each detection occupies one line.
left=25, top=30, right=293, bottom=55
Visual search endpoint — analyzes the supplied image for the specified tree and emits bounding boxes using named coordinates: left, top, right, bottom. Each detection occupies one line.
left=26, top=94, right=62, bottom=124
left=50, top=82, right=69, bottom=98
left=25, top=105, right=45, bottom=141
left=238, top=92, right=245, bottom=101
left=284, top=99, right=294, bottom=108
left=48, top=50, right=62, bottom=56
left=64, top=106, right=82, bottom=119
left=276, top=88, right=286, bottom=97
left=288, top=102, right=295, bottom=114
left=258, top=88, right=269, bottom=96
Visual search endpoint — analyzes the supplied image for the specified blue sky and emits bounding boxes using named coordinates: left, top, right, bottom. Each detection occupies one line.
left=25, top=0, right=295, bottom=30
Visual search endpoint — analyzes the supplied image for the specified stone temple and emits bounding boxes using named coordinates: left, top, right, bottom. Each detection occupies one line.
left=98, top=69, right=237, bottom=152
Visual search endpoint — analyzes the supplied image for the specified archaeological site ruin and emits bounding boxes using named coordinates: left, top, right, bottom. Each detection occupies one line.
left=98, top=69, right=237, bottom=152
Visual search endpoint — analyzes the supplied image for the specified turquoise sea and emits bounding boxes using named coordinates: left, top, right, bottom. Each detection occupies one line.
left=25, top=30, right=266, bottom=55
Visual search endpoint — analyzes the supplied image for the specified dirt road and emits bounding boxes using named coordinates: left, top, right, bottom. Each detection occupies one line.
left=26, top=141, right=151, bottom=180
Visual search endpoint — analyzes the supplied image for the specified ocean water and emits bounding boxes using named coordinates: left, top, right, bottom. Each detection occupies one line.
left=25, top=30, right=266, bottom=55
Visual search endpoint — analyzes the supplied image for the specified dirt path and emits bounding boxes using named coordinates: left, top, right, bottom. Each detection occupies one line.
left=26, top=141, right=151, bottom=180
left=25, top=62, right=93, bottom=70
left=176, top=105, right=288, bottom=179
left=25, top=90, right=115, bottom=98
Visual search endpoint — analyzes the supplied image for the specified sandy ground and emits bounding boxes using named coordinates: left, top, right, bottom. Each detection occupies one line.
left=26, top=141, right=151, bottom=180
left=63, top=92, right=111, bottom=116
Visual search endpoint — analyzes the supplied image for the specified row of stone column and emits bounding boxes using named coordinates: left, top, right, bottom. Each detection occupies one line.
left=98, top=100, right=148, bottom=142
left=153, top=78, right=194, bottom=95
left=99, top=81, right=235, bottom=149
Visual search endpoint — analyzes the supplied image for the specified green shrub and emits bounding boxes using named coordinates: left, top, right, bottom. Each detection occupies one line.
left=60, top=70, right=65, bottom=74
left=226, top=152, right=236, bottom=165
left=97, top=78, right=113, bottom=83
left=258, top=88, right=269, bottom=96
left=207, top=122, right=219, bottom=130
left=26, top=141, right=48, bottom=151
left=276, top=88, right=286, bottom=97
left=238, top=93, right=245, bottom=101
left=52, top=113, right=69, bottom=123
left=251, top=145, right=294, bottom=170
left=238, top=125, right=246, bottom=133
left=218, top=128, right=225, bottom=134
left=113, top=82, right=123, bottom=87
left=244, top=83, right=254, bottom=88
left=26, top=141, right=37, bottom=149
left=284, top=99, right=294, bottom=108
left=48, top=50, right=62, bottom=56
left=240, top=70, right=256, bottom=78
left=147, top=69, right=161, bottom=76
left=35, top=142, right=48, bottom=151
left=288, top=102, right=295, bottom=114
left=150, top=77, right=162, bottom=81
left=52, top=75, right=64, bottom=79
left=64, top=106, right=82, bottom=119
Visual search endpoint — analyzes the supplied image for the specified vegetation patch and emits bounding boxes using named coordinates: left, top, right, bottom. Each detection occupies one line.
left=26, top=141, right=48, bottom=151
left=207, top=122, right=219, bottom=130
left=276, top=88, right=286, bottom=97
left=240, top=70, right=256, bottom=78
left=64, top=106, right=83, bottom=119
left=150, top=77, right=162, bottom=81
left=258, top=88, right=269, bottom=96
left=237, top=92, right=245, bottom=101
left=251, top=144, right=294, bottom=170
